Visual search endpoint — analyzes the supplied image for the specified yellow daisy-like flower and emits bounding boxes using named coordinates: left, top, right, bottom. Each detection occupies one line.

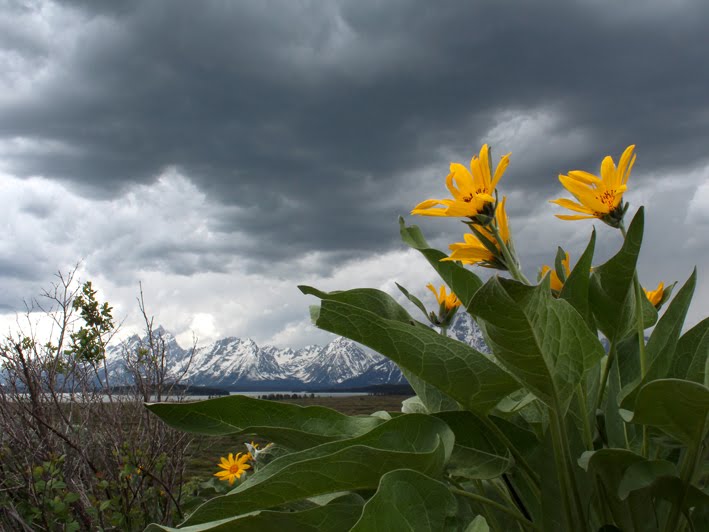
left=644, top=282, right=664, bottom=307
left=540, top=252, right=571, bottom=293
left=550, top=145, right=636, bottom=226
left=426, top=283, right=461, bottom=312
left=214, top=452, right=251, bottom=485
left=412, top=144, right=511, bottom=218
left=443, top=196, right=510, bottom=267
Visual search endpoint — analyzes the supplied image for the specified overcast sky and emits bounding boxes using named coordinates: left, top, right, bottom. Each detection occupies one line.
left=2, top=0, right=709, bottom=349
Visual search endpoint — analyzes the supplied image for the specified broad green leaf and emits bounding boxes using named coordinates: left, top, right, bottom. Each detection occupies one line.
left=559, top=229, right=596, bottom=329
left=470, top=276, right=605, bottom=414
left=649, top=476, right=709, bottom=512
left=620, top=269, right=697, bottom=409
left=620, top=379, right=709, bottom=447
left=401, top=395, right=428, bottom=414
left=302, top=286, right=463, bottom=413
left=304, top=290, right=520, bottom=413
left=669, top=317, right=709, bottom=385
left=300, top=285, right=419, bottom=325
left=147, top=395, right=383, bottom=449
left=589, top=209, right=649, bottom=342
left=399, top=217, right=483, bottom=310
left=181, top=414, right=453, bottom=526
left=463, top=516, right=490, bottom=532
left=579, top=449, right=652, bottom=532
left=435, top=411, right=513, bottom=479
left=301, top=285, right=495, bottom=412
left=604, top=359, right=635, bottom=449
left=350, top=469, right=458, bottom=531
left=617, top=460, right=677, bottom=500
left=403, top=370, right=461, bottom=413
left=145, top=500, right=363, bottom=532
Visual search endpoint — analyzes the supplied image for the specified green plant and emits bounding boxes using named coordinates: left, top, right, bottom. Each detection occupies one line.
left=145, top=144, right=708, bottom=531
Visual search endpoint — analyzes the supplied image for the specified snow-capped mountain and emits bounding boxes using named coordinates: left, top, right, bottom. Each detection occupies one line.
left=103, top=312, right=488, bottom=390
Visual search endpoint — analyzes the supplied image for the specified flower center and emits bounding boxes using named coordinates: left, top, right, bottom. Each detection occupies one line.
left=597, top=189, right=616, bottom=207
left=463, top=187, right=488, bottom=203
left=229, top=464, right=241, bottom=474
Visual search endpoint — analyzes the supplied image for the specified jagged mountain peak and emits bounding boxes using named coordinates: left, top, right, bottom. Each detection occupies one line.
left=104, top=316, right=488, bottom=390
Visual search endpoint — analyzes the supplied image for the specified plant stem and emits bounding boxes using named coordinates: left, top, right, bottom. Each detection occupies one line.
left=576, top=384, right=594, bottom=451
left=472, top=479, right=503, bottom=531
left=549, top=406, right=588, bottom=532
left=490, top=224, right=531, bottom=285
left=594, top=340, right=617, bottom=415
left=449, top=487, right=542, bottom=531
left=620, top=222, right=650, bottom=456
left=663, top=444, right=700, bottom=532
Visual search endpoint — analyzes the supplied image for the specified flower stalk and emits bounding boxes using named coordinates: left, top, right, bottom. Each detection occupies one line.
left=490, top=223, right=530, bottom=285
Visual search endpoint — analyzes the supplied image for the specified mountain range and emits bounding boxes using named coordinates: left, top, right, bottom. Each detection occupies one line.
left=105, top=312, right=489, bottom=390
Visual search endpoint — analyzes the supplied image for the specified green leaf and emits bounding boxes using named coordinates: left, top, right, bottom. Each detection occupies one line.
left=463, top=516, right=490, bottom=532
left=395, top=283, right=430, bottom=321
left=145, top=500, right=364, bottom=532
left=470, top=276, right=605, bottom=414
left=604, top=358, right=635, bottom=448
left=403, top=370, right=461, bottom=413
left=617, top=460, right=677, bottom=500
left=620, top=269, right=697, bottom=409
left=300, top=285, right=418, bottom=325
left=349, top=469, right=458, bottom=531
left=620, top=379, right=709, bottom=447
left=180, top=414, right=454, bottom=526
left=559, top=229, right=596, bottom=329
left=589, top=208, right=649, bottom=341
left=399, top=217, right=483, bottom=310
left=579, top=448, right=650, bottom=532
left=303, top=288, right=520, bottom=413
left=669, top=317, right=709, bottom=385
left=649, top=476, right=709, bottom=512
left=400, top=395, right=428, bottom=414
left=553, top=247, right=568, bottom=288
left=146, top=395, right=383, bottom=450
left=435, top=411, right=513, bottom=480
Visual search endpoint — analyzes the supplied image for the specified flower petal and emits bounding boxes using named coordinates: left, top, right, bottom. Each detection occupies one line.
left=555, top=214, right=599, bottom=220
left=559, top=175, right=607, bottom=212
left=600, top=155, right=617, bottom=186
left=448, top=163, right=475, bottom=199
left=549, top=198, right=595, bottom=215
left=566, top=170, right=601, bottom=185
left=491, top=153, right=511, bottom=190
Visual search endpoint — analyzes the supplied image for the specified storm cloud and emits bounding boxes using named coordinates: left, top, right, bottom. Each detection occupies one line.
left=1, top=0, right=708, bottom=345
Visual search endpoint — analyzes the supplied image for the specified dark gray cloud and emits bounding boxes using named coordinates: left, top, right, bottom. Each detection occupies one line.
left=2, top=0, right=709, bottom=268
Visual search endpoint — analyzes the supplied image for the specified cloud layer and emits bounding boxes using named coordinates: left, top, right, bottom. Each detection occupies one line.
left=1, top=0, right=708, bottom=346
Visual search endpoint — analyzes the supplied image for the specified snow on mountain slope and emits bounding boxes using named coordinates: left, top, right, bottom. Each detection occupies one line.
left=102, top=312, right=488, bottom=388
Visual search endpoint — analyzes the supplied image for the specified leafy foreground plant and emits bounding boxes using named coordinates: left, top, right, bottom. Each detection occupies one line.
left=146, top=145, right=708, bottom=531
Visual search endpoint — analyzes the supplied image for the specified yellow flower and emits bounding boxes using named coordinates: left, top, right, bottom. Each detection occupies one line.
left=426, top=284, right=461, bottom=311
left=540, top=252, right=571, bottom=293
left=644, top=282, right=664, bottom=307
left=412, top=144, right=511, bottom=218
left=550, top=145, right=636, bottom=225
left=443, top=196, right=510, bottom=267
left=214, top=452, right=251, bottom=485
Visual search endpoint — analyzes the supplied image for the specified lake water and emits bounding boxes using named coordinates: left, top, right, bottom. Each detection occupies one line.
left=5, top=391, right=372, bottom=402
